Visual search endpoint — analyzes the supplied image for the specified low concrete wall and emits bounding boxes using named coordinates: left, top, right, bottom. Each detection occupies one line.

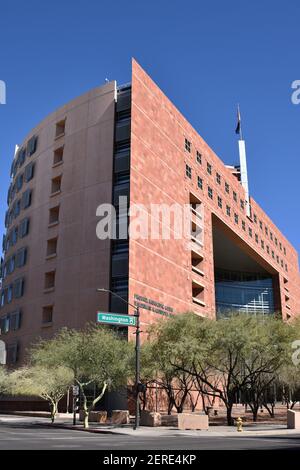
left=79, top=410, right=107, bottom=423
left=140, top=410, right=161, bottom=427
left=161, top=414, right=178, bottom=427
left=287, top=410, right=300, bottom=429
left=111, top=410, right=130, bottom=425
left=178, top=413, right=209, bottom=430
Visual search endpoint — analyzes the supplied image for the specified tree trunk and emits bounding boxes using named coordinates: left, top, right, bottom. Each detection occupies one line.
left=167, top=400, right=173, bottom=415
left=51, top=401, right=58, bottom=423
left=82, top=394, right=89, bottom=429
left=252, top=406, right=259, bottom=422
left=226, top=404, right=234, bottom=426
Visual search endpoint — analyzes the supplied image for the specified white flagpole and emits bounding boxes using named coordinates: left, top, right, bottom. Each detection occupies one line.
left=237, top=106, right=251, bottom=218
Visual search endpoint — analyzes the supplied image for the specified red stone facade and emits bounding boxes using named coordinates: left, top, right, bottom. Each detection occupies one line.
left=128, top=59, right=300, bottom=335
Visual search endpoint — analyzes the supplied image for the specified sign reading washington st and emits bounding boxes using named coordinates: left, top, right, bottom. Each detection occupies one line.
left=97, top=312, right=137, bottom=327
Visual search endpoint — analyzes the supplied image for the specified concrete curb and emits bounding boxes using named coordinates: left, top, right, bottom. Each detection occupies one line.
left=37, top=422, right=300, bottom=438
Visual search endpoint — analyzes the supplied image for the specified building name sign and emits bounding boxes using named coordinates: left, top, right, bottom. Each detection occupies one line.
left=134, top=294, right=174, bottom=318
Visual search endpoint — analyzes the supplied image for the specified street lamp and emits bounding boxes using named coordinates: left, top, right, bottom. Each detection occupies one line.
left=96, top=287, right=141, bottom=430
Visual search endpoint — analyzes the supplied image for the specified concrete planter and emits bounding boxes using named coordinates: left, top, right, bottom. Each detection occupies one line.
left=287, top=409, right=300, bottom=429
left=79, top=410, right=107, bottom=423
left=140, top=410, right=162, bottom=427
left=111, top=410, right=130, bottom=425
left=178, top=413, right=209, bottom=430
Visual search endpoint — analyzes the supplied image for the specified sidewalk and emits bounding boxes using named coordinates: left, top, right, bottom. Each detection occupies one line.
left=52, top=420, right=300, bottom=437
left=1, top=413, right=298, bottom=438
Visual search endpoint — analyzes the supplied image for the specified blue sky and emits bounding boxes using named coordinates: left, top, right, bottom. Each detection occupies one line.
left=0, top=0, right=299, bottom=256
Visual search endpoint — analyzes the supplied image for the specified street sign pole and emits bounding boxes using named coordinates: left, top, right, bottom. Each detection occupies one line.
left=134, top=306, right=140, bottom=431
left=73, top=394, right=77, bottom=426
left=96, top=288, right=142, bottom=431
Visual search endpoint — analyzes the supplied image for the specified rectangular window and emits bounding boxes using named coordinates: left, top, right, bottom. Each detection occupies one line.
left=12, top=227, right=18, bottom=245
left=226, top=205, right=231, bottom=216
left=44, top=271, right=56, bottom=290
left=265, top=226, right=268, bottom=236
left=16, top=174, right=24, bottom=192
left=208, top=187, right=213, bottom=199
left=14, top=200, right=21, bottom=218
left=51, top=176, right=62, bottom=194
left=225, top=182, right=230, bottom=193
left=267, top=245, right=270, bottom=254
left=18, top=148, right=26, bottom=167
left=21, top=189, right=32, bottom=209
left=270, top=232, right=273, bottom=241
left=233, top=191, right=237, bottom=202
left=19, top=218, right=30, bottom=238
left=53, top=146, right=64, bottom=165
left=10, top=310, right=21, bottom=331
left=240, top=199, right=244, bottom=210
left=272, top=250, right=275, bottom=259
left=275, top=237, right=278, bottom=246
left=27, top=135, right=38, bottom=156
left=185, top=164, right=192, bottom=179
left=49, top=206, right=60, bottom=225
left=24, top=162, right=35, bottom=182
left=16, top=248, right=27, bottom=268
left=253, top=214, right=257, bottom=223
left=259, top=221, right=263, bottom=230
left=249, top=227, right=253, bottom=237
left=216, top=173, right=221, bottom=185
left=261, top=240, right=265, bottom=249
left=242, top=220, right=246, bottom=231
left=42, top=306, right=53, bottom=324
left=13, top=278, right=24, bottom=299
left=46, top=238, right=58, bottom=257
left=0, top=315, right=9, bottom=335
left=6, top=343, right=18, bottom=364
left=196, top=151, right=202, bottom=164
left=217, top=196, right=222, bottom=208
left=284, top=247, right=286, bottom=256
left=255, top=234, right=259, bottom=243
left=55, top=119, right=66, bottom=138
left=234, top=213, right=239, bottom=224
left=197, top=176, right=203, bottom=190
left=207, top=163, right=212, bottom=175
left=185, top=138, right=191, bottom=153
left=0, top=291, right=5, bottom=308
left=7, top=256, right=15, bottom=275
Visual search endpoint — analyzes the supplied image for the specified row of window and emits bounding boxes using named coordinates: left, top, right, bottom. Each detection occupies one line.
left=252, top=213, right=286, bottom=254
left=186, top=162, right=246, bottom=212
left=0, top=310, right=21, bottom=335
left=2, top=218, right=30, bottom=254
left=7, top=162, right=35, bottom=206
left=5, top=189, right=32, bottom=229
left=36, top=123, right=67, bottom=327
left=109, top=90, right=131, bottom=315
left=0, top=278, right=25, bottom=308
left=0, top=247, right=27, bottom=280
left=10, top=135, right=38, bottom=179
left=185, top=141, right=287, bottom=257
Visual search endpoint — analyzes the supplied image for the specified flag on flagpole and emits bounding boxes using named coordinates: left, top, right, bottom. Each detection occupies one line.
left=235, top=105, right=241, bottom=135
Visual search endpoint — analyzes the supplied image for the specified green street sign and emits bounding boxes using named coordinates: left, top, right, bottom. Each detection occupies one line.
left=97, top=312, right=137, bottom=327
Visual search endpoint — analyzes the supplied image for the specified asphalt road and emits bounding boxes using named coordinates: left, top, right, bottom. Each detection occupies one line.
left=0, top=418, right=300, bottom=450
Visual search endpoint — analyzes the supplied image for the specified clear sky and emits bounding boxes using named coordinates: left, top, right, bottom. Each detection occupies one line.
left=0, top=0, right=299, bottom=256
